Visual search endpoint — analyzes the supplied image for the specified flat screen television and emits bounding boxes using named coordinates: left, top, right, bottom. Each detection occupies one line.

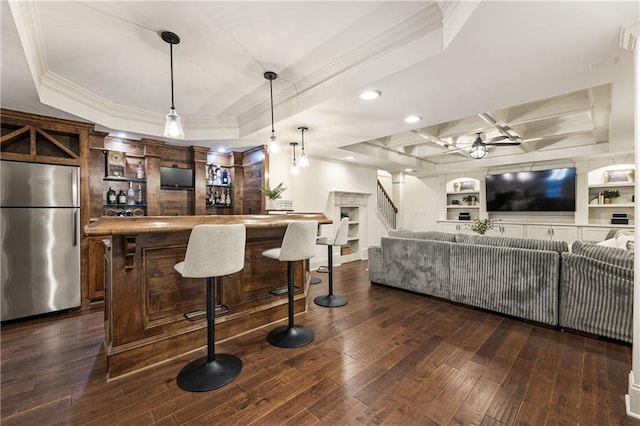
left=485, top=167, right=576, bottom=212
left=160, top=166, right=194, bottom=189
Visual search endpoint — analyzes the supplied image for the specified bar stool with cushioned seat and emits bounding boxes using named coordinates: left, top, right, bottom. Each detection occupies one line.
left=174, top=224, right=246, bottom=392
left=262, top=220, right=318, bottom=348
left=314, top=217, right=349, bottom=307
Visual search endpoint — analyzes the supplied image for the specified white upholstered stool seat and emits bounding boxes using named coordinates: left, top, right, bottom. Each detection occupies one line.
left=174, top=224, right=246, bottom=392
left=314, top=217, right=349, bottom=307
left=261, top=220, right=318, bottom=348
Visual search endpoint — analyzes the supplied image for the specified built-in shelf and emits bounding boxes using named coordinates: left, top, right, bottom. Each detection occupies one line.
left=104, top=177, right=147, bottom=183
left=589, top=204, right=635, bottom=208
left=445, top=178, right=481, bottom=221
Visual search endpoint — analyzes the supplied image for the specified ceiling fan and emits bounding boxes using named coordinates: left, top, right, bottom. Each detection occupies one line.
left=469, top=132, right=521, bottom=159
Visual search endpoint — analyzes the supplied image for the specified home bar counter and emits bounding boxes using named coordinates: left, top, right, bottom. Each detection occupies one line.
left=85, top=213, right=331, bottom=379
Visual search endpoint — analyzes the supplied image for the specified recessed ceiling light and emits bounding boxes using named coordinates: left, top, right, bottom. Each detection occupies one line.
left=345, top=156, right=355, bottom=160
left=359, top=90, right=381, bottom=100
left=405, top=168, right=413, bottom=172
left=404, top=115, right=422, bottom=124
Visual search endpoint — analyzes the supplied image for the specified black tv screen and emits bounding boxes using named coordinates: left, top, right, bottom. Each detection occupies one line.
left=160, top=166, right=194, bottom=189
left=485, top=167, right=576, bottom=212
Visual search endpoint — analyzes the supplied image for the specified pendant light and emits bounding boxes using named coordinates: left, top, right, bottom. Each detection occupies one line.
left=298, top=126, right=310, bottom=167
left=290, top=142, right=299, bottom=175
left=161, top=31, right=184, bottom=139
left=264, top=71, right=280, bottom=154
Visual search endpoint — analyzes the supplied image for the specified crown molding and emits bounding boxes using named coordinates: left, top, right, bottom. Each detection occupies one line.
left=620, top=21, right=639, bottom=51
left=11, top=1, right=443, bottom=142
left=237, top=4, right=444, bottom=136
left=9, top=0, right=238, bottom=140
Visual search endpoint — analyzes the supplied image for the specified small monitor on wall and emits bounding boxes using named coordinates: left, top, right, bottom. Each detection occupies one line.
left=160, top=166, right=194, bottom=189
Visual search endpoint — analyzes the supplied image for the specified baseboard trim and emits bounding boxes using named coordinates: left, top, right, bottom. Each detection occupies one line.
left=626, top=371, right=640, bottom=419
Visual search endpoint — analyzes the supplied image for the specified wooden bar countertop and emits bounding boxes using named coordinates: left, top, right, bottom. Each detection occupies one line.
left=84, top=213, right=331, bottom=236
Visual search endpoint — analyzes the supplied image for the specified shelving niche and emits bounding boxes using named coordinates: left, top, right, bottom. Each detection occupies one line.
left=445, top=177, right=481, bottom=221
left=587, top=165, right=635, bottom=225
left=326, top=191, right=370, bottom=264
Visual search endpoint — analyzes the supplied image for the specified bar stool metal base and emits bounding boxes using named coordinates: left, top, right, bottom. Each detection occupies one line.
left=309, top=276, right=322, bottom=285
left=267, top=325, right=314, bottom=348
left=177, top=354, right=242, bottom=392
left=314, top=294, right=348, bottom=307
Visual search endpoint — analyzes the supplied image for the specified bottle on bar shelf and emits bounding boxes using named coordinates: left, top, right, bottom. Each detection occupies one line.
left=106, top=186, right=116, bottom=205
left=127, top=182, right=135, bottom=205
left=117, top=189, right=127, bottom=205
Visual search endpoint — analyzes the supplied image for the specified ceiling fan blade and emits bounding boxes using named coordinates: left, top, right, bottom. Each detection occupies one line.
left=485, top=135, right=510, bottom=143
left=485, top=141, right=522, bottom=146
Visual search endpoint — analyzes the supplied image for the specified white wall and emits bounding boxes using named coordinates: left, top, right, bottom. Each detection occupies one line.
left=405, top=176, right=440, bottom=231
left=267, top=152, right=387, bottom=268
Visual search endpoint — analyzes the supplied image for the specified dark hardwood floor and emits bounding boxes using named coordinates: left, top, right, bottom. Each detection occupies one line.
left=1, top=260, right=636, bottom=425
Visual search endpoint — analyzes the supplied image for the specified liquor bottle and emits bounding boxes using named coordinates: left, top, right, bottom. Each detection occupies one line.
left=117, top=189, right=127, bottom=205
left=127, top=182, right=135, bottom=205
left=136, top=162, right=145, bottom=179
left=225, top=189, right=231, bottom=206
left=106, top=186, right=116, bottom=205
left=136, top=184, right=143, bottom=205
left=222, top=170, right=229, bottom=185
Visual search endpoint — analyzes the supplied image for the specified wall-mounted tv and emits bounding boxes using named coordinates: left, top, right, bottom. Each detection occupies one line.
left=485, top=167, right=576, bottom=212
left=160, top=166, right=194, bottom=189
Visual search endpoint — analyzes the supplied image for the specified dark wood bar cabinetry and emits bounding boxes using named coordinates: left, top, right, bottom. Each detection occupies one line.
left=85, top=214, right=331, bottom=379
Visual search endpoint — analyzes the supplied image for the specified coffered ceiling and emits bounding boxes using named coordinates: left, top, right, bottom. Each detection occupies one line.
left=1, top=1, right=637, bottom=176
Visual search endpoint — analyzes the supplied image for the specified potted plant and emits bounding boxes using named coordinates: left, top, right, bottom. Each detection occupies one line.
left=260, top=182, right=289, bottom=210
left=602, top=189, right=620, bottom=204
left=469, top=218, right=494, bottom=235
left=462, top=195, right=476, bottom=206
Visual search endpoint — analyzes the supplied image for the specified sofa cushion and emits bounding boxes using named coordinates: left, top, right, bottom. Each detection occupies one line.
left=571, top=240, right=633, bottom=269
left=389, top=229, right=456, bottom=242
left=455, top=233, right=568, bottom=254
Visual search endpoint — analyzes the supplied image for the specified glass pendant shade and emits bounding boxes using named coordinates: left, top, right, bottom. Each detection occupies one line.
left=268, top=134, right=280, bottom=154
left=164, top=108, right=185, bottom=139
left=299, top=151, right=310, bottom=167
left=470, top=140, right=487, bottom=159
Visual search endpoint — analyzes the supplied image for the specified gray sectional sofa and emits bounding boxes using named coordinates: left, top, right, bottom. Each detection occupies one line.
left=560, top=241, right=633, bottom=342
left=368, top=229, right=633, bottom=342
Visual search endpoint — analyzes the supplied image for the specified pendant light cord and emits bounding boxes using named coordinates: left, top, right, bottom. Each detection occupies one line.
left=170, top=43, right=175, bottom=110
left=269, top=79, right=275, bottom=135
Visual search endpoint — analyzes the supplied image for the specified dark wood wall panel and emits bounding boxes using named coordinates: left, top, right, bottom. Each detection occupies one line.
left=243, top=162, right=264, bottom=214
left=143, top=245, right=204, bottom=324
left=160, top=189, right=194, bottom=216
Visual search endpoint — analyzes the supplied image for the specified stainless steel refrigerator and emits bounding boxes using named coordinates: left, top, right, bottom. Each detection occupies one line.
left=1, top=160, right=81, bottom=321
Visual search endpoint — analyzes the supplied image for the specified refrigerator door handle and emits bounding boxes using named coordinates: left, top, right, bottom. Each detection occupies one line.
left=71, top=169, right=78, bottom=205
left=73, top=208, right=78, bottom=246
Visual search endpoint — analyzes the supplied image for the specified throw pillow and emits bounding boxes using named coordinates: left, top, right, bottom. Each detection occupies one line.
left=597, top=238, right=618, bottom=248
